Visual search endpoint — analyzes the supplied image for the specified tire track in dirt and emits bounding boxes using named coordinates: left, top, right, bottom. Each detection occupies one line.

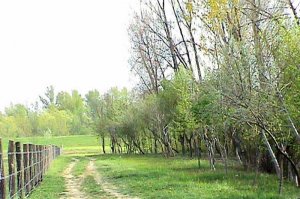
left=86, top=159, right=139, bottom=199
left=60, top=158, right=87, bottom=199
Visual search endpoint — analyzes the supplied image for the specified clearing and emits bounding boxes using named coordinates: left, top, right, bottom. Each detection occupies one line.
left=14, top=135, right=298, bottom=199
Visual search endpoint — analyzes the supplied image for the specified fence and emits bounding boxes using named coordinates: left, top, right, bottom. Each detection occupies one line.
left=0, top=138, right=61, bottom=199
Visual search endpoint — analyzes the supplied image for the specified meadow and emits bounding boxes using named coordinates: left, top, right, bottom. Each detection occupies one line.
left=3, top=135, right=294, bottom=199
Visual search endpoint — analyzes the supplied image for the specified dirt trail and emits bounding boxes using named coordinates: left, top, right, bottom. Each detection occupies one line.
left=86, top=159, right=139, bottom=199
left=60, top=158, right=87, bottom=199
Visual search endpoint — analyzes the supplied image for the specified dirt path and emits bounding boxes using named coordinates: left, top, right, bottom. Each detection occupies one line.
left=86, top=159, right=139, bottom=199
left=60, top=158, right=87, bottom=199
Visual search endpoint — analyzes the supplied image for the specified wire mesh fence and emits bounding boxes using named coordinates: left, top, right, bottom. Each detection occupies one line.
left=0, top=138, right=61, bottom=199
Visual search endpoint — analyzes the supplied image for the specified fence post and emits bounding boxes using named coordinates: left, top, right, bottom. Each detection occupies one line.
left=8, top=140, right=16, bottom=198
left=49, top=145, right=52, bottom=166
left=29, top=144, right=34, bottom=191
left=44, top=146, right=49, bottom=170
left=16, top=142, right=24, bottom=198
left=0, top=138, right=6, bottom=199
left=38, top=145, right=41, bottom=183
left=54, top=145, right=56, bottom=159
left=39, top=145, right=42, bottom=183
left=23, top=144, right=30, bottom=196
left=33, top=145, right=37, bottom=186
left=42, top=146, right=45, bottom=176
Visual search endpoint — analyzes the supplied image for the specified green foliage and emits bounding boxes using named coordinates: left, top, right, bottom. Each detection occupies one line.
left=38, top=107, right=72, bottom=136
left=0, top=87, right=93, bottom=138
left=0, top=104, right=32, bottom=137
left=161, top=68, right=198, bottom=134
left=277, top=25, right=300, bottom=121
left=192, top=83, right=221, bottom=126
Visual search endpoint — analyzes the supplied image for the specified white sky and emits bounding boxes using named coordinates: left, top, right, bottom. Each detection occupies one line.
left=0, top=0, right=139, bottom=110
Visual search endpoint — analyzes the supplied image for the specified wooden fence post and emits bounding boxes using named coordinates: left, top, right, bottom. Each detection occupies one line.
left=23, top=144, right=30, bottom=196
left=0, top=138, right=6, bottom=199
left=8, top=140, right=16, bottom=198
left=44, top=146, right=49, bottom=170
left=41, top=145, right=44, bottom=181
left=49, top=145, right=52, bottom=166
left=42, top=146, right=45, bottom=176
left=16, top=142, right=24, bottom=198
left=38, top=145, right=41, bottom=183
left=38, top=145, right=42, bottom=183
left=29, top=144, right=34, bottom=191
left=33, top=145, right=37, bottom=186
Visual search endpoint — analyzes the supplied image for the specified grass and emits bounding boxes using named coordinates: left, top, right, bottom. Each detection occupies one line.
left=2, top=135, right=99, bottom=150
left=92, top=154, right=300, bottom=199
left=81, top=175, right=111, bottom=198
left=2, top=135, right=297, bottom=199
left=0, top=135, right=106, bottom=155
left=29, top=156, right=71, bottom=199
left=72, top=157, right=89, bottom=177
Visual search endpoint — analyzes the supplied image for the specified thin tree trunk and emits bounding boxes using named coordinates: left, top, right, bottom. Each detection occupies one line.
left=179, top=134, right=185, bottom=156
left=154, top=139, right=158, bottom=154
left=253, top=146, right=261, bottom=185
left=261, top=130, right=281, bottom=189
left=102, top=136, right=106, bottom=154
left=216, top=137, right=228, bottom=174
left=236, top=147, right=243, bottom=165
left=287, top=0, right=300, bottom=25
left=279, top=153, right=284, bottom=194
left=202, top=131, right=215, bottom=171
left=194, top=136, right=201, bottom=169
left=133, top=140, right=145, bottom=155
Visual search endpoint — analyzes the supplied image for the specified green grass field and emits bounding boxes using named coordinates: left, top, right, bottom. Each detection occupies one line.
left=1, top=135, right=101, bottom=154
left=93, top=154, right=299, bottom=199
left=1, top=135, right=299, bottom=199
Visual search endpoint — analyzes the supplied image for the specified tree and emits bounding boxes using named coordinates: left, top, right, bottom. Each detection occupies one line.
left=39, top=85, right=56, bottom=109
left=86, top=90, right=108, bottom=153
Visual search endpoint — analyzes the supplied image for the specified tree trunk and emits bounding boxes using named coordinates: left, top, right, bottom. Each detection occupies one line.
left=194, top=136, right=201, bottom=169
left=216, top=137, right=228, bottom=174
left=111, top=137, right=116, bottom=154
left=102, top=136, right=106, bottom=154
left=154, top=139, right=158, bottom=154
left=253, top=146, right=261, bottom=185
left=279, top=153, right=284, bottom=194
left=202, top=131, right=215, bottom=171
left=236, top=147, right=243, bottom=165
left=179, top=134, right=185, bottom=156
left=133, top=140, right=145, bottom=155
left=261, top=130, right=281, bottom=185
left=189, top=137, right=193, bottom=158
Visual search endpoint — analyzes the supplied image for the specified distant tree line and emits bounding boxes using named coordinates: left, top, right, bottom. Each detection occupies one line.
left=0, top=86, right=92, bottom=137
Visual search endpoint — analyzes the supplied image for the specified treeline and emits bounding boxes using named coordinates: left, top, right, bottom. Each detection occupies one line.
left=91, top=0, right=299, bottom=192
left=0, top=86, right=93, bottom=137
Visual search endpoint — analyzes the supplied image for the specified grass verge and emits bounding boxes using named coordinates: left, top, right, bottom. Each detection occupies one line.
left=29, top=156, right=71, bottom=199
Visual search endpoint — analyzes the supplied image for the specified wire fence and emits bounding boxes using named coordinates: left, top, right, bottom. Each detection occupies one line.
left=0, top=138, right=61, bottom=199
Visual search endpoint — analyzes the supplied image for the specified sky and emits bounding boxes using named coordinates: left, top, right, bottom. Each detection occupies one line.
left=0, top=0, right=139, bottom=111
